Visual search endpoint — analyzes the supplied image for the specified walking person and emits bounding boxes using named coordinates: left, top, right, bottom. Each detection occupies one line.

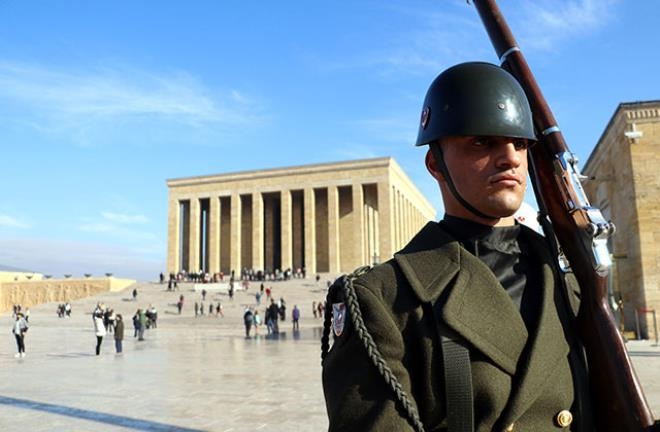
left=267, top=298, right=279, bottom=335
left=138, top=309, right=147, bottom=341
left=132, top=309, right=141, bottom=338
left=93, top=311, right=106, bottom=355
left=12, top=312, right=28, bottom=358
left=253, top=310, right=261, bottom=335
left=243, top=307, right=254, bottom=338
left=292, top=305, right=300, bottom=331
left=114, top=314, right=124, bottom=354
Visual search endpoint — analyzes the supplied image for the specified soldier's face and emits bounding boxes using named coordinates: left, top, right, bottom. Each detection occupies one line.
left=426, top=136, right=529, bottom=225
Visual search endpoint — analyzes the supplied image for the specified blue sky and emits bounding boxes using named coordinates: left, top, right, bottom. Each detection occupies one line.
left=0, top=0, right=657, bottom=281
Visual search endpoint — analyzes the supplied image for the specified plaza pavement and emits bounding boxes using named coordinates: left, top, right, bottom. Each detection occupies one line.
left=0, top=275, right=336, bottom=431
left=2, top=275, right=660, bottom=431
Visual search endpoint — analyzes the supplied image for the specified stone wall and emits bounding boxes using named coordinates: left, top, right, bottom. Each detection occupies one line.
left=0, top=277, right=136, bottom=314
left=583, top=101, right=660, bottom=338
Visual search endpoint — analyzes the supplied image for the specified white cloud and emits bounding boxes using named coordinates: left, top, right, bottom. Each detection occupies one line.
left=100, top=212, right=149, bottom=225
left=78, top=221, right=158, bottom=242
left=78, top=211, right=157, bottom=243
left=0, top=213, right=29, bottom=229
left=326, top=0, right=620, bottom=75
left=0, top=237, right=163, bottom=281
left=314, top=8, right=486, bottom=77
left=0, top=60, right=266, bottom=144
left=516, top=0, right=620, bottom=51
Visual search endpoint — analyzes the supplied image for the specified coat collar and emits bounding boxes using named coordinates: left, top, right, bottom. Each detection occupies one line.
left=394, top=222, right=569, bottom=387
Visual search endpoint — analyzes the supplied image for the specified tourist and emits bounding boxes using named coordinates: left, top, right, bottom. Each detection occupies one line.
left=267, top=298, right=279, bottom=334
left=114, top=314, right=124, bottom=354
left=93, top=310, right=106, bottom=355
left=138, top=309, right=147, bottom=340
left=255, top=290, right=262, bottom=305
left=316, top=300, right=324, bottom=319
left=132, top=309, right=141, bottom=338
left=243, top=307, right=254, bottom=338
left=292, top=305, right=300, bottom=331
left=253, top=310, right=261, bottom=335
left=12, top=312, right=28, bottom=358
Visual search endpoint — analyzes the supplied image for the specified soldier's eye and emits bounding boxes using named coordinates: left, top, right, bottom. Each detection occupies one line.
left=513, top=139, right=529, bottom=150
left=471, top=138, right=491, bottom=147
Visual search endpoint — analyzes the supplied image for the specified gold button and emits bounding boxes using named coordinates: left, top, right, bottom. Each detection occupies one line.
left=504, top=423, right=515, bottom=432
left=555, top=409, right=573, bottom=427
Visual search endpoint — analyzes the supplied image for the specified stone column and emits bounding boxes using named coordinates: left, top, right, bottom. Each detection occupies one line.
left=367, top=201, right=379, bottom=265
left=394, top=189, right=401, bottom=250
left=397, top=195, right=410, bottom=241
left=281, top=189, right=292, bottom=272
left=252, top=191, right=264, bottom=272
left=328, top=185, right=340, bottom=273
left=167, top=197, right=181, bottom=274
left=377, top=181, right=393, bottom=262
left=189, top=198, right=201, bottom=273
left=208, top=197, right=220, bottom=274
left=304, top=188, right=316, bottom=275
left=230, top=193, right=242, bottom=276
left=352, top=184, right=365, bottom=268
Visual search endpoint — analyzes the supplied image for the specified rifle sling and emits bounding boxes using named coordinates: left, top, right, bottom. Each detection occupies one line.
left=441, top=335, right=475, bottom=432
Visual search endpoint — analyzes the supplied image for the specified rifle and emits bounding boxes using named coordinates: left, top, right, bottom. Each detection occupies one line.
left=470, top=1, right=660, bottom=430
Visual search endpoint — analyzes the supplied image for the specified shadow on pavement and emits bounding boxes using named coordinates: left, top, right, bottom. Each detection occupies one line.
left=0, top=395, right=204, bottom=432
left=630, top=351, right=660, bottom=357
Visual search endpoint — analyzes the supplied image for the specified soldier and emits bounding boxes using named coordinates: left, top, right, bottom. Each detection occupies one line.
left=321, top=62, right=592, bottom=431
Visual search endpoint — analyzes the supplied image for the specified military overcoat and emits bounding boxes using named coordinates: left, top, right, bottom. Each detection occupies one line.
left=322, top=222, right=592, bottom=431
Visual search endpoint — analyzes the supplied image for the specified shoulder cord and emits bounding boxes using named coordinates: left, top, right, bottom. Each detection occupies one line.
left=321, top=266, right=426, bottom=432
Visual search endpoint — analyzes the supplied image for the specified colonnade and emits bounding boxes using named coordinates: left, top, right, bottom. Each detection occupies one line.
left=168, top=183, right=428, bottom=276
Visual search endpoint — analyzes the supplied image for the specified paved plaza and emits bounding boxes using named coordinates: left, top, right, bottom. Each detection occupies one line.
left=3, top=276, right=660, bottom=431
left=1, top=276, right=334, bottom=431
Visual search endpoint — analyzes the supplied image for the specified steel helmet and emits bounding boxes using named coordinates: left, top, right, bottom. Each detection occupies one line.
left=416, top=62, right=536, bottom=146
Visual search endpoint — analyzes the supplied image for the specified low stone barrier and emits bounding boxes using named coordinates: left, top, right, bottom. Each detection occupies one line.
left=0, top=277, right=135, bottom=314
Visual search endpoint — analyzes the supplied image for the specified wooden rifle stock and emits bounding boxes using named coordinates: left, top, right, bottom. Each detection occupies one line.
left=471, top=1, right=658, bottom=430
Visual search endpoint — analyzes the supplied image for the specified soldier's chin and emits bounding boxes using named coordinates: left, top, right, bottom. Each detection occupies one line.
left=487, top=203, right=521, bottom=219
left=496, top=196, right=523, bottom=214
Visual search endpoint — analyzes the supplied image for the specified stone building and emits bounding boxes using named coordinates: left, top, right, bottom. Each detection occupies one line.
left=582, top=100, right=660, bottom=339
left=166, top=157, right=436, bottom=277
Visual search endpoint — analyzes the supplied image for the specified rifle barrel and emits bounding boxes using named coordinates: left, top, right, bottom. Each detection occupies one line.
left=472, top=1, right=657, bottom=430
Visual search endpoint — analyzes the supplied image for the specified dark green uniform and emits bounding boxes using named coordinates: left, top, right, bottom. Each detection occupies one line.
left=322, top=221, right=592, bottom=431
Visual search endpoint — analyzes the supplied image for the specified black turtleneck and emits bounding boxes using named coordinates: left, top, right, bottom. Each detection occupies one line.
left=439, top=215, right=542, bottom=331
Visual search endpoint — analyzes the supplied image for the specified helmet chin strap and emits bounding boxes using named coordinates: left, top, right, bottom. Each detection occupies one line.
left=430, top=144, right=500, bottom=222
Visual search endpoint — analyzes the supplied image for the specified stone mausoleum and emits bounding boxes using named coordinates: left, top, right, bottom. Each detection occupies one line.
left=166, top=157, right=436, bottom=277
left=582, top=100, right=660, bottom=339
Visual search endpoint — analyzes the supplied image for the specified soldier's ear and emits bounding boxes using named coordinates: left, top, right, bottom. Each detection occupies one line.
left=425, top=148, right=446, bottom=183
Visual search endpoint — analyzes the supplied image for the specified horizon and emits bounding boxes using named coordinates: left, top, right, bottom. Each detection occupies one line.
left=0, top=0, right=657, bottom=281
